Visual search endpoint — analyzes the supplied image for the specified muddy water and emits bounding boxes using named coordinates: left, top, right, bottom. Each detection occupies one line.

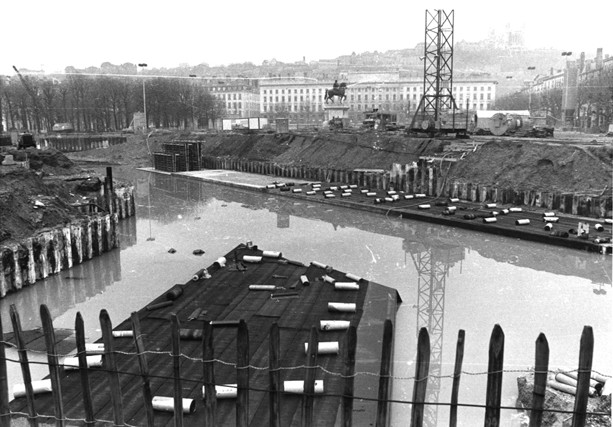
left=1, top=169, right=611, bottom=426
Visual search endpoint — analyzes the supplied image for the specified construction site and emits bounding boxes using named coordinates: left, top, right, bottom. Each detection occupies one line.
left=0, top=8, right=612, bottom=427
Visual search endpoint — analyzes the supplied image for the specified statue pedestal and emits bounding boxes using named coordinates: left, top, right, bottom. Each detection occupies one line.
left=323, top=105, right=350, bottom=128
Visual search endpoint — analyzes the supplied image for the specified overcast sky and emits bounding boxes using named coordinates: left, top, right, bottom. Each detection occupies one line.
left=2, top=0, right=612, bottom=75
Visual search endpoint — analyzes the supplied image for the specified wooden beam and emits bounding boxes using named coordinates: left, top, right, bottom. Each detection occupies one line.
left=411, top=327, right=431, bottom=427
left=376, top=319, right=393, bottom=427
left=571, top=326, right=594, bottom=427
left=450, top=329, right=465, bottom=427
left=484, top=324, right=505, bottom=427
left=39, top=305, right=64, bottom=427
left=9, top=304, right=38, bottom=427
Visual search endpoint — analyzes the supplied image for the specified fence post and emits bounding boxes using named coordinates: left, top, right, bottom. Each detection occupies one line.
left=376, top=319, right=393, bottom=427
left=342, top=326, right=357, bottom=427
left=9, top=304, right=38, bottom=427
left=529, top=333, right=549, bottom=427
left=571, top=326, right=594, bottom=427
left=99, top=309, right=125, bottom=426
left=202, top=321, right=217, bottom=425
left=269, top=323, right=281, bottom=427
left=411, top=327, right=431, bottom=427
left=302, top=327, right=319, bottom=427
left=40, top=305, right=65, bottom=427
left=0, top=309, right=9, bottom=427
left=130, top=312, right=154, bottom=426
left=170, top=314, right=184, bottom=427
left=484, top=324, right=504, bottom=427
left=450, top=329, right=465, bottom=427
left=75, top=313, right=95, bottom=423
left=237, top=320, right=249, bottom=427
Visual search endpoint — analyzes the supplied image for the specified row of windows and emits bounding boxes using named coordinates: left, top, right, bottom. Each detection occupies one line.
left=216, top=93, right=242, bottom=100
left=260, top=102, right=492, bottom=113
left=261, top=85, right=494, bottom=95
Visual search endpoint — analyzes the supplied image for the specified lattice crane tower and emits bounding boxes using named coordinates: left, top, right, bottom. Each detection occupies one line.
left=410, top=10, right=460, bottom=133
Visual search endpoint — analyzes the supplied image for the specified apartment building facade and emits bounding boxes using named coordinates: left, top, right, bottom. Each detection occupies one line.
left=258, top=75, right=497, bottom=126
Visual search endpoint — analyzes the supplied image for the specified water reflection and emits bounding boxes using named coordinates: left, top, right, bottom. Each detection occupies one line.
left=143, top=173, right=611, bottom=287
left=2, top=169, right=610, bottom=427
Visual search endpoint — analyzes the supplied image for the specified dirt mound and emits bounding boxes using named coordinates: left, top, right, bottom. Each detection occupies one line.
left=2, top=148, right=84, bottom=176
left=447, top=140, right=613, bottom=194
left=0, top=169, right=93, bottom=243
left=198, top=132, right=448, bottom=170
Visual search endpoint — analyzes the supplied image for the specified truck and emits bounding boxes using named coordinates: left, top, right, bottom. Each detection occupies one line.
left=362, top=109, right=399, bottom=131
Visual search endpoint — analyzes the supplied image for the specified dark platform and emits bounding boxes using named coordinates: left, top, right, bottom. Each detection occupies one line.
left=261, top=183, right=612, bottom=254
left=9, top=244, right=401, bottom=426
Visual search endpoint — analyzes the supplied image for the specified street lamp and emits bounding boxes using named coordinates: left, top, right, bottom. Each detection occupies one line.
left=189, top=75, right=197, bottom=129
left=138, top=63, right=148, bottom=129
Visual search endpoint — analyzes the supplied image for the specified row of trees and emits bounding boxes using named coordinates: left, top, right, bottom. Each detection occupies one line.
left=494, top=67, right=613, bottom=130
left=0, top=74, right=226, bottom=133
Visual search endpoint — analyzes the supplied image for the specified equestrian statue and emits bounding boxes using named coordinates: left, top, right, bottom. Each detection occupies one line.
left=324, top=81, right=347, bottom=104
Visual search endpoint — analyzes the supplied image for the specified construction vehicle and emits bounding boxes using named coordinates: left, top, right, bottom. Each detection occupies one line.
left=362, top=109, right=399, bottom=131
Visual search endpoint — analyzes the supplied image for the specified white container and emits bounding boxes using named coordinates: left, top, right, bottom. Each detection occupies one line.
left=324, top=194, right=335, bottom=198
left=385, top=197, right=394, bottom=202
left=360, top=189, right=369, bottom=194
left=311, top=261, right=327, bottom=269
left=341, top=193, right=351, bottom=198
left=542, top=217, right=559, bottom=223
left=415, top=193, right=426, bottom=198
left=334, top=282, right=359, bottom=291
left=152, top=396, right=195, bottom=414
left=292, top=188, right=302, bottom=193
left=283, top=380, right=324, bottom=394
left=418, top=204, right=431, bottom=209
left=484, top=203, right=496, bottom=208
left=544, top=223, right=553, bottom=231
left=112, top=330, right=133, bottom=338
left=13, top=379, right=53, bottom=398
left=349, top=184, right=358, bottom=189
left=328, top=302, right=356, bottom=313
left=509, top=207, right=523, bottom=212
left=543, top=211, right=556, bottom=217
left=242, top=255, right=262, bottom=263
left=483, top=217, right=497, bottom=223
left=366, top=192, right=377, bottom=197
left=85, top=343, right=105, bottom=354
left=449, top=197, right=460, bottom=203
left=262, top=250, right=282, bottom=258
left=515, top=219, right=530, bottom=225
left=249, top=285, right=276, bottom=291
left=446, top=206, right=457, bottom=212
left=320, top=320, right=351, bottom=331
left=345, top=273, right=363, bottom=282
left=306, top=191, right=316, bottom=195
left=304, top=341, right=339, bottom=355
left=300, top=275, right=310, bottom=286
left=62, top=355, right=103, bottom=370
left=202, top=384, right=238, bottom=399
left=330, top=186, right=338, bottom=191
left=215, top=256, right=227, bottom=267
left=404, top=195, right=414, bottom=199
left=322, top=275, right=336, bottom=284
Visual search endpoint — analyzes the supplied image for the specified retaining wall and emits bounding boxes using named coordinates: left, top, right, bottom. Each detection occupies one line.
left=201, top=155, right=612, bottom=218
left=39, top=135, right=127, bottom=152
left=0, top=182, right=136, bottom=298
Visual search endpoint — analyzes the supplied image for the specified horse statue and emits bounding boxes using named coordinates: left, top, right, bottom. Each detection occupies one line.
left=324, top=82, right=347, bottom=104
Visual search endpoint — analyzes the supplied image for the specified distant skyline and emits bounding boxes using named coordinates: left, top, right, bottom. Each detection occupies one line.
left=2, top=0, right=612, bottom=75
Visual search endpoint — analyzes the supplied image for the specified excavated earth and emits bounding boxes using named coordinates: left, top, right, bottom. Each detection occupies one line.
left=1, top=130, right=611, bottom=245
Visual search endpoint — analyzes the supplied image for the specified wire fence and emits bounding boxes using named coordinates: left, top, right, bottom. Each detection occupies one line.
left=1, top=304, right=610, bottom=427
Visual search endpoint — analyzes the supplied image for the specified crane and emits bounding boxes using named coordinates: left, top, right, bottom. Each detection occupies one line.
left=12, top=65, right=43, bottom=135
